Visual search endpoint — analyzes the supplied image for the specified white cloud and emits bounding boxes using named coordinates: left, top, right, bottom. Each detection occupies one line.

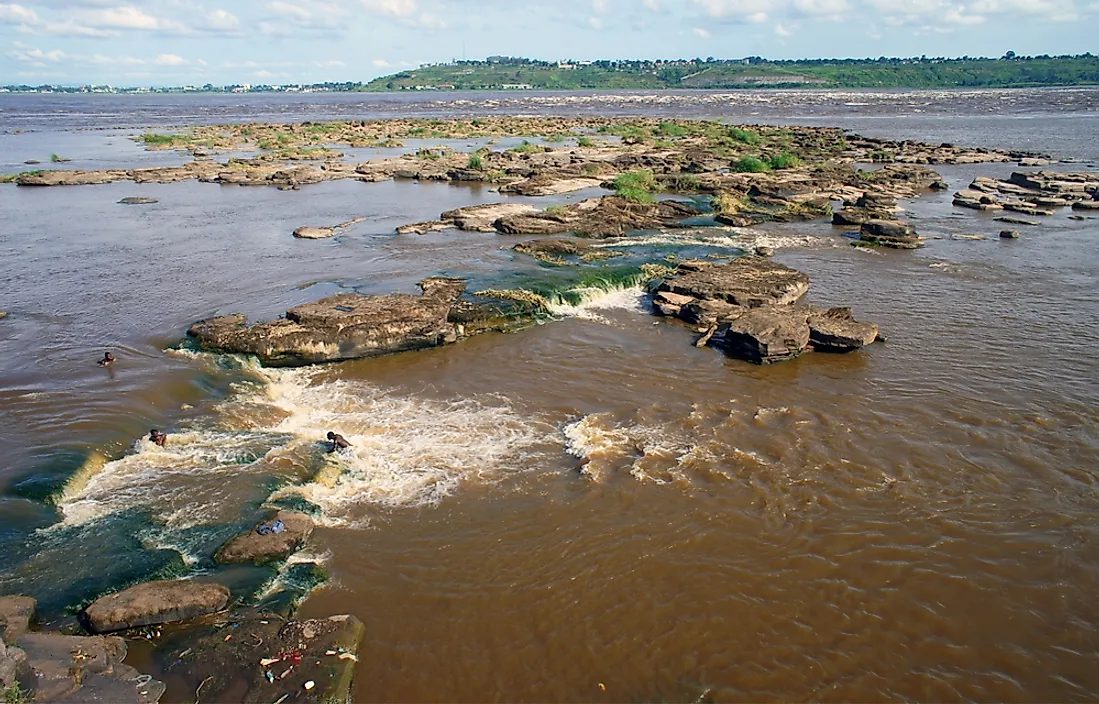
left=206, top=8, right=239, bottom=31
left=775, top=21, right=793, bottom=33
left=154, top=52, right=185, bottom=65
left=360, top=0, right=445, bottom=28
left=793, top=0, right=850, bottom=14
left=692, top=0, right=774, bottom=22
left=0, top=3, right=38, bottom=24
left=593, top=0, right=610, bottom=12
left=588, top=15, right=604, bottom=27
left=642, top=0, right=662, bottom=9
left=693, top=25, right=712, bottom=36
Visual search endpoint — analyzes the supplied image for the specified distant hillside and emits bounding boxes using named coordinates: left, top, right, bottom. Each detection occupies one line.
left=361, top=54, right=1099, bottom=92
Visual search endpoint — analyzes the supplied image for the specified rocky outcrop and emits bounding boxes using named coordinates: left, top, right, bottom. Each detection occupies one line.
left=499, top=176, right=603, bottom=196
left=652, top=258, right=878, bottom=364
left=494, top=196, right=698, bottom=238
left=16, top=632, right=165, bottom=703
left=16, top=170, right=126, bottom=186
left=84, top=580, right=230, bottom=634
left=397, top=203, right=538, bottom=235
left=188, top=278, right=467, bottom=366
left=859, top=219, right=923, bottom=249
left=655, top=257, right=809, bottom=307
left=955, top=171, right=1099, bottom=215
left=215, top=511, right=314, bottom=565
left=0, top=636, right=27, bottom=690
left=512, top=238, right=622, bottom=263
left=808, top=307, right=880, bottom=351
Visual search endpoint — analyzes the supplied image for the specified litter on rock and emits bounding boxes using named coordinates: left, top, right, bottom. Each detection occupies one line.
left=339, top=653, right=358, bottom=661
left=304, top=681, right=316, bottom=691
left=260, top=657, right=281, bottom=667
left=256, top=519, right=286, bottom=535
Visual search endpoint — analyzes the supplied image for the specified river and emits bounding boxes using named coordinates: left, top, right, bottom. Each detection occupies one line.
left=1, top=88, right=1098, bottom=702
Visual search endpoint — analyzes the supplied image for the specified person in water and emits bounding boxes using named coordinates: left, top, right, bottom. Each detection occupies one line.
left=149, top=429, right=168, bottom=447
left=327, top=431, right=351, bottom=453
left=97, top=352, right=115, bottom=366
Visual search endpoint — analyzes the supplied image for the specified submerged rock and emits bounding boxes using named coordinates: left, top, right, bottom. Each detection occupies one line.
left=188, top=278, right=467, bottom=366
left=118, top=197, right=159, bottom=205
left=1000, top=229, right=1021, bottom=239
left=84, top=580, right=230, bottom=634
left=151, top=612, right=363, bottom=704
left=215, top=511, right=314, bottom=565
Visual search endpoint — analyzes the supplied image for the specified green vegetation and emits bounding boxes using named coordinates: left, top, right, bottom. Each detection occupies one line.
left=49, top=153, right=69, bottom=163
left=1, top=170, right=42, bottom=183
left=577, top=136, right=596, bottom=148
left=141, top=133, right=191, bottom=148
left=509, top=140, right=542, bottom=154
left=361, top=54, right=1099, bottom=91
left=468, top=153, right=485, bottom=170
left=768, top=153, right=801, bottom=169
left=733, top=156, right=771, bottom=173
left=545, top=204, right=568, bottom=214
left=728, top=127, right=760, bottom=145
left=3, top=682, right=26, bottom=704
left=711, top=192, right=749, bottom=215
left=614, top=169, right=657, bottom=203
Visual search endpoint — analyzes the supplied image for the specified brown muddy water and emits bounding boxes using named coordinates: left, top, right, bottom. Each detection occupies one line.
left=2, top=89, right=1099, bottom=702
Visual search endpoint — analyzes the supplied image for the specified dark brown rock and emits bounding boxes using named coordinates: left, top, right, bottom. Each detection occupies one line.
left=999, top=229, right=1021, bottom=239
left=859, top=219, right=923, bottom=249
left=84, top=580, right=230, bottom=634
left=188, top=278, right=466, bottom=366
left=215, top=511, right=314, bottom=565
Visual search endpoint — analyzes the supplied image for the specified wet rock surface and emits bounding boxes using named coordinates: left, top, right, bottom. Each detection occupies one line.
left=189, top=278, right=468, bottom=366
left=494, top=196, right=699, bottom=238
left=215, top=511, right=314, bottom=566
left=84, top=581, right=230, bottom=634
left=859, top=219, right=923, bottom=249
left=1, top=596, right=165, bottom=703
left=118, top=197, right=159, bottom=205
left=653, top=258, right=878, bottom=364
left=954, top=171, right=1099, bottom=216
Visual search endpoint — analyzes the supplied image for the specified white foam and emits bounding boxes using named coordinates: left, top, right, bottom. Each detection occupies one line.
left=546, top=285, right=647, bottom=323
left=56, top=364, right=551, bottom=529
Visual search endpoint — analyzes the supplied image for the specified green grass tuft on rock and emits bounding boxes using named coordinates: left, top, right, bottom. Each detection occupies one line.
left=733, top=156, right=771, bottom=173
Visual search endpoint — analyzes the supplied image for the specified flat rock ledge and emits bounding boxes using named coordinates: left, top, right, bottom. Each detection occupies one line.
left=398, top=196, right=699, bottom=239
left=2, top=596, right=165, bottom=703
left=189, top=277, right=466, bottom=366
left=84, top=580, right=230, bottom=634
left=653, top=258, right=879, bottom=364
left=215, top=510, right=314, bottom=565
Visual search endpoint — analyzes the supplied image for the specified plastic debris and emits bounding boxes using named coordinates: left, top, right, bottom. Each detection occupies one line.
left=339, top=653, right=358, bottom=662
left=325, top=650, right=337, bottom=656
left=278, top=667, right=294, bottom=680
left=598, top=683, right=606, bottom=691
left=304, top=681, right=316, bottom=691
left=257, top=519, right=286, bottom=536
left=272, top=695, right=289, bottom=704
left=260, top=657, right=281, bottom=667
left=265, top=670, right=275, bottom=683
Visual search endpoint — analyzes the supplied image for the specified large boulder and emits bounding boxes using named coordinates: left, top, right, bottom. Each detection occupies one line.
left=293, top=226, right=335, bottom=239
left=215, top=511, right=314, bottom=565
left=188, top=278, right=466, bottom=366
left=655, top=257, right=810, bottom=308
left=439, top=203, right=538, bottom=232
left=84, top=580, right=230, bottom=634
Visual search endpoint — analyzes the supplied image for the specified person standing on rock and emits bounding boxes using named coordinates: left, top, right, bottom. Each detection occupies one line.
left=327, top=431, right=351, bottom=453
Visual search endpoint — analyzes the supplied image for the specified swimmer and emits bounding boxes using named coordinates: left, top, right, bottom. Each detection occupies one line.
left=97, top=352, right=115, bottom=367
left=327, top=431, right=351, bottom=453
left=149, top=429, right=168, bottom=447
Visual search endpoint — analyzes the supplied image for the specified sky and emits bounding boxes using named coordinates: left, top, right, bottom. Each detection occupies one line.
left=1, top=0, right=1096, bottom=86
